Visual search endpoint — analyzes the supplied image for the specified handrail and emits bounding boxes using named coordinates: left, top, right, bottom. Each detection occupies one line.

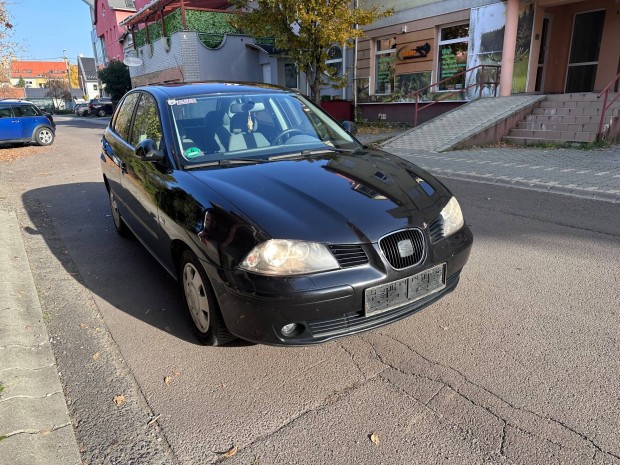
left=405, top=64, right=501, bottom=127
left=596, top=70, right=620, bottom=141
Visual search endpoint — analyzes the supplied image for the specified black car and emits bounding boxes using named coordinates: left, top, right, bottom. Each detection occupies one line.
left=100, top=82, right=472, bottom=346
left=88, top=97, right=113, bottom=117
left=74, top=102, right=89, bottom=116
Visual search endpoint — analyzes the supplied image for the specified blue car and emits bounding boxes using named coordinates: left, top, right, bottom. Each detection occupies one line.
left=0, top=99, right=56, bottom=146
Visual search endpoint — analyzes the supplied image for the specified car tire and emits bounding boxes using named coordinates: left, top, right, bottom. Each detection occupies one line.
left=179, top=250, right=234, bottom=346
left=34, top=127, right=54, bottom=146
left=97, top=109, right=107, bottom=117
left=108, top=190, right=129, bottom=237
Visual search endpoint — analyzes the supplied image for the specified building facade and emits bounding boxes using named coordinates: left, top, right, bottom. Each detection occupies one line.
left=9, top=61, right=71, bottom=88
left=355, top=0, right=620, bottom=122
left=77, top=56, right=101, bottom=100
left=92, top=0, right=137, bottom=66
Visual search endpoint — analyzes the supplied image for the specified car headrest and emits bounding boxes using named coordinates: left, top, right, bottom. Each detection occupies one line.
left=204, top=110, right=230, bottom=126
left=230, top=112, right=258, bottom=134
left=229, top=101, right=265, bottom=113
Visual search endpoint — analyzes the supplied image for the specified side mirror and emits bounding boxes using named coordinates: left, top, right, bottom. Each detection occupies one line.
left=135, top=139, right=164, bottom=162
left=341, top=120, right=358, bottom=136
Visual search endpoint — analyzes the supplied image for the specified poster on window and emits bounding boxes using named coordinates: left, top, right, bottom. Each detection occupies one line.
left=465, top=1, right=534, bottom=98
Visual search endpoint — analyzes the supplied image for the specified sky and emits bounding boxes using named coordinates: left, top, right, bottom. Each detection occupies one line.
left=7, top=0, right=94, bottom=64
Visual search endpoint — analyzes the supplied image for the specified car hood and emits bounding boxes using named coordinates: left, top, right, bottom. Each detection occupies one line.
left=188, top=149, right=451, bottom=244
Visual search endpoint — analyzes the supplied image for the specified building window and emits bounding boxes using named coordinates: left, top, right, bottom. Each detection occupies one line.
left=438, top=23, right=469, bottom=91
left=375, top=37, right=396, bottom=94
left=326, top=46, right=343, bottom=77
left=94, top=84, right=98, bottom=91
left=284, top=63, right=298, bottom=89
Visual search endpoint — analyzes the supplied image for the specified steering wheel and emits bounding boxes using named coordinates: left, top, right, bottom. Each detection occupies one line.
left=272, top=129, right=305, bottom=145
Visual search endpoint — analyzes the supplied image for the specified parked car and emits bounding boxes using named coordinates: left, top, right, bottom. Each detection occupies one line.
left=74, top=102, right=89, bottom=116
left=88, top=97, right=113, bottom=117
left=0, top=99, right=55, bottom=146
left=100, top=82, right=473, bottom=346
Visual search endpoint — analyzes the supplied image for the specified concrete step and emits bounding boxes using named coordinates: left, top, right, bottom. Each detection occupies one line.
left=533, top=107, right=602, bottom=117
left=545, top=92, right=618, bottom=102
left=517, top=121, right=599, bottom=132
left=524, top=114, right=601, bottom=125
left=505, top=129, right=596, bottom=143
left=503, top=136, right=594, bottom=146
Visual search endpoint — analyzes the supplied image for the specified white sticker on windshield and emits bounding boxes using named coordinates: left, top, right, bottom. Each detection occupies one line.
left=170, top=98, right=197, bottom=106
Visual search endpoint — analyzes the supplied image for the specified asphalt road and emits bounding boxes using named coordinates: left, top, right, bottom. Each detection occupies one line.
left=2, top=117, right=619, bottom=464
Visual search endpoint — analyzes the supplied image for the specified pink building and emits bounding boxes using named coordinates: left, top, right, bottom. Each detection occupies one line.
left=93, top=0, right=137, bottom=65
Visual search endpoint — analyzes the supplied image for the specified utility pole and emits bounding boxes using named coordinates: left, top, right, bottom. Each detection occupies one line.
left=63, top=49, right=73, bottom=94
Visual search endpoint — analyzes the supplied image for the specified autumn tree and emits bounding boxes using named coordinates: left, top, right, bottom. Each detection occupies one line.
left=0, top=0, right=19, bottom=87
left=45, top=80, right=71, bottom=110
left=231, top=0, right=392, bottom=103
left=98, top=59, right=132, bottom=101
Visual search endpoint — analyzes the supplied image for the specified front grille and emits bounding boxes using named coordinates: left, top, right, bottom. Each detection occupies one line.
left=308, top=271, right=461, bottom=337
left=328, top=244, right=368, bottom=268
left=429, top=217, right=444, bottom=243
left=379, top=229, right=424, bottom=270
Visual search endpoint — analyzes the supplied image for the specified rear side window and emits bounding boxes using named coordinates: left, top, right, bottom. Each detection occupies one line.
left=0, top=104, right=14, bottom=118
left=129, top=93, right=162, bottom=148
left=112, top=93, right=140, bottom=141
left=13, top=105, right=39, bottom=117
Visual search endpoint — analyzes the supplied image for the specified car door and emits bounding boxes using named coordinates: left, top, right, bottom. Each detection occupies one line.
left=102, top=92, right=141, bottom=230
left=13, top=104, right=42, bottom=139
left=0, top=104, right=22, bottom=141
left=121, top=92, right=167, bottom=259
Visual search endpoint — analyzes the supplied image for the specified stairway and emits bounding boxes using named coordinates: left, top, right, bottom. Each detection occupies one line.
left=504, top=93, right=620, bottom=145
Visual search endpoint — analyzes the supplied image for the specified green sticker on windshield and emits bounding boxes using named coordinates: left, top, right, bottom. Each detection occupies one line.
left=184, top=147, right=201, bottom=159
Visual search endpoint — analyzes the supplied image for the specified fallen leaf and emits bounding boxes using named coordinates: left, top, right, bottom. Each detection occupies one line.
left=164, top=376, right=172, bottom=385
left=370, top=432, right=380, bottom=445
left=173, top=370, right=181, bottom=377
left=223, top=446, right=238, bottom=458
left=92, top=352, right=100, bottom=361
left=79, top=323, right=88, bottom=329
left=113, top=395, right=126, bottom=406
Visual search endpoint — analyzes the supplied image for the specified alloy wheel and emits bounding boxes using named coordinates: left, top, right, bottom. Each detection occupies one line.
left=183, top=262, right=210, bottom=333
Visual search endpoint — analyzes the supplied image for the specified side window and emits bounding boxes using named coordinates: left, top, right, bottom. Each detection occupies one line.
left=112, top=93, right=140, bottom=141
left=0, top=104, right=14, bottom=118
left=13, top=105, right=39, bottom=117
left=129, top=94, right=162, bottom=148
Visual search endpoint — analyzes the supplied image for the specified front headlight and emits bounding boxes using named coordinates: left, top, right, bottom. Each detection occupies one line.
left=239, top=240, right=339, bottom=276
left=440, top=196, right=464, bottom=237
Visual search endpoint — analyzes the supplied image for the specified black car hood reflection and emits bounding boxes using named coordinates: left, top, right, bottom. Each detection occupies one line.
left=187, top=150, right=449, bottom=244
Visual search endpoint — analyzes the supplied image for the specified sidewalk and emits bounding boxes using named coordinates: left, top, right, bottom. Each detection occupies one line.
left=0, top=209, right=82, bottom=465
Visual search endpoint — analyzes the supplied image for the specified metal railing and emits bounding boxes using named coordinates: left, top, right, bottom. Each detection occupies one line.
left=407, top=64, right=501, bottom=127
left=596, top=71, right=620, bottom=141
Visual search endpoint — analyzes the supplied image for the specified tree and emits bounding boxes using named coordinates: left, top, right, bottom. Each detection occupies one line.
left=70, top=64, right=79, bottom=89
left=231, top=0, right=392, bottom=103
left=16, top=76, right=25, bottom=87
left=98, top=59, right=132, bottom=101
left=0, top=0, right=20, bottom=86
left=45, top=80, right=71, bottom=110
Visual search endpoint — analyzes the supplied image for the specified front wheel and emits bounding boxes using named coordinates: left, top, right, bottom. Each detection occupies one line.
left=34, top=127, right=54, bottom=146
left=108, top=190, right=129, bottom=237
left=97, top=109, right=107, bottom=117
left=180, top=250, right=234, bottom=346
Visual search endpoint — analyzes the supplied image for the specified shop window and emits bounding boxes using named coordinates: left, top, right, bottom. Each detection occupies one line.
left=374, top=37, right=396, bottom=94
left=326, top=46, right=343, bottom=77
left=437, top=23, right=469, bottom=91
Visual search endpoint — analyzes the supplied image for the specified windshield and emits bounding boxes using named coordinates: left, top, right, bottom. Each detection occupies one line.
left=169, top=92, right=362, bottom=165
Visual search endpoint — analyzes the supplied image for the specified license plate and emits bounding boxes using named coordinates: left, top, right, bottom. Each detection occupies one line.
left=364, top=264, right=446, bottom=316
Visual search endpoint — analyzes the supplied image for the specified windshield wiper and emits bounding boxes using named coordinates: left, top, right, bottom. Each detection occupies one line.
left=268, top=147, right=354, bottom=161
left=185, top=158, right=266, bottom=169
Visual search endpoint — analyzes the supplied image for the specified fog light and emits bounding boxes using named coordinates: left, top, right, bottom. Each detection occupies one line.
left=281, top=323, right=300, bottom=337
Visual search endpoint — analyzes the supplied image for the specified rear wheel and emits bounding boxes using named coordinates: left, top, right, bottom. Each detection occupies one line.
left=180, top=250, right=234, bottom=346
left=34, top=127, right=54, bottom=146
left=108, top=190, right=129, bottom=237
left=97, top=109, right=107, bottom=117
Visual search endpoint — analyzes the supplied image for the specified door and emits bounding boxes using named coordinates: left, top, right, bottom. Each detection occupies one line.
left=262, top=63, right=271, bottom=84
left=565, top=10, right=605, bottom=93
left=0, top=104, right=22, bottom=140
left=535, top=15, right=551, bottom=92
left=122, top=92, right=166, bottom=258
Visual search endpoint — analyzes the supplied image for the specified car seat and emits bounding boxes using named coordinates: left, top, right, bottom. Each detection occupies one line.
left=228, top=112, right=270, bottom=151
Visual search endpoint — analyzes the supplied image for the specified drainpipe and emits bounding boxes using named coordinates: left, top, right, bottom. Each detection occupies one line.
left=500, top=0, right=519, bottom=96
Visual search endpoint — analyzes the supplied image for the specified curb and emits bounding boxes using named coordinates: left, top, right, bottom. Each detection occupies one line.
left=0, top=209, right=82, bottom=465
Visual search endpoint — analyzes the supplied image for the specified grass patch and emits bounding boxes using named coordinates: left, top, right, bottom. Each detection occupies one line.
left=0, top=435, right=7, bottom=442
left=0, top=382, right=4, bottom=394
left=42, top=311, right=51, bottom=322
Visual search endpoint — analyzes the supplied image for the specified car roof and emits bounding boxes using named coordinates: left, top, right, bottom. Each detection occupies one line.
left=0, top=99, right=34, bottom=105
left=136, top=81, right=293, bottom=100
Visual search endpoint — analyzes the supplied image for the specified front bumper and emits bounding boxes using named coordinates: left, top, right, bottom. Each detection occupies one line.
left=206, top=226, right=473, bottom=346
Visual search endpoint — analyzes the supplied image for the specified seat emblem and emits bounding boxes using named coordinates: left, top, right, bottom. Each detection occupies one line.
left=397, top=239, right=414, bottom=257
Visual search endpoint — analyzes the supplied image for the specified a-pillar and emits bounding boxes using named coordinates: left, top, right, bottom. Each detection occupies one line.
left=500, top=0, right=520, bottom=96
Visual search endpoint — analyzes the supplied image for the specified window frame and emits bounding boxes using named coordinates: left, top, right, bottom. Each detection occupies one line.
left=436, top=22, right=470, bottom=92
left=374, top=37, right=397, bottom=95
